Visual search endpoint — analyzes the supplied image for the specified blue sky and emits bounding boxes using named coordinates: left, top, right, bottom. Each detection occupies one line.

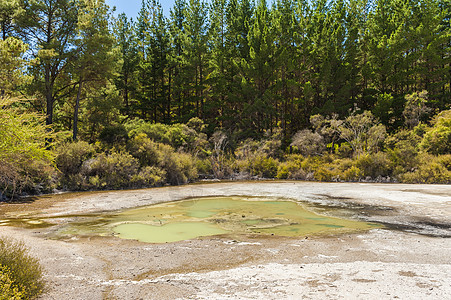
left=106, top=0, right=176, bottom=19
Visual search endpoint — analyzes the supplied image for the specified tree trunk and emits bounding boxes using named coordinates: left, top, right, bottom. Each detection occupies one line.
left=124, top=74, right=129, bottom=111
left=45, top=63, right=53, bottom=126
left=168, top=69, right=171, bottom=123
left=46, top=91, right=53, bottom=126
left=73, top=81, right=83, bottom=141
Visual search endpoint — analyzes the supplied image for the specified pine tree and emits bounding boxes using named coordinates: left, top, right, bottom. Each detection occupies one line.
left=0, top=0, right=22, bottom=40
left=18, top=0, right=79, bottom=126
left=71, top=0, right=117, bottom=141
left=181, top=0, right=209, bottom=120
left=168, top=0, right=187, bottom=122
left=0, top=36, right=28, bottom=97
left=149, top=0, right=170, bottom=123
left=305, top=0, right=329, bottom=112
left=409, top=0, right=450, bottom=108
left=114, top=13, right=139, bottom=115
left=240, top=0, right=276, bottom=134
left=135, top=0, right=153, bottom=120
left=366, top=0, right=410, bottom=95
left=208, top=0, right=228, bottom=128
left=273, top=0, right=298, bottom=138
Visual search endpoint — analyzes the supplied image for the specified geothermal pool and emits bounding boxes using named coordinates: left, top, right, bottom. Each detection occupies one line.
left=54, top=196, right=379, bottom=243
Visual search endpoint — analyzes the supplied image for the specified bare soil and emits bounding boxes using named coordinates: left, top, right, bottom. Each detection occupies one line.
left=1, top=181, right=450, bottom=299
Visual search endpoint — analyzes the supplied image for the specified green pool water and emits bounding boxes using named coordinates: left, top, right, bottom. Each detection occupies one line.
left=114, top=222, right=229, bottom=243
left=4, top=196, right=379, bottom=243
left=103, top=196, right=379, bottom=243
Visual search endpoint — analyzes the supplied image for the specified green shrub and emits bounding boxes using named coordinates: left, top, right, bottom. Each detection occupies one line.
left=334, top=158, right=354, bottom=171
left=288, top=168, right=308, bottom=180
left=233, top=159, right=250, bottom=175
left=300, top=156, right=324, bottom=172
left=276, top=162, right=305, bottom=180
left=0, top=98, right=55, bottom=200
left=21, top=159, right=54, bottom=194
left=55, top=141, right=96, bottom=190
left=186, top=117, right=206, bottom=132
left=175, top=152, right=199, bottom=183
left=400, top=154, right=451, bottom=184
left=56, top=141, right=95, bottom=176
left=276, top=163, right=290, bottom=179
left=331, top=110, right=387, bottom=157
left=341, top=166, right=363, bottom=181
left=403, top=90, right=431, bottom=128
left=314, top=165, right=334, bottom=181
left=260, top=129, right=284, bottom=158
left=355, top=152, right=392, bottom=178
left=125, top=119, right=194, bottom=149
left=0, top=158, right=54, bottom=200
left=385, top=130, right=420, bottom=174
left=420, top=110, right=451, bottom=155
left=251, top=155, right=279, bottom=178
left=235, top=139, right=260, bottom=160
left=131, top=166, right=166, bottom=187
left=0, top=265, right=25, bottom=300
left=290, top=129, right=325, bottom=156
left=335, top=142, right=353, bottom=158
left=166, top=124, right=188, bottom=149
left=157, top=144, right=198, bottom=185
left=127, top=134, right=160, bottom=167
left=210, top=156, right=233, bottom=179
left=0, top=238, right=44, bottom=299
left=195, top=158, right=213, bottom=177
left=98, top=124, right=128, bottom=145
left=276, top=155, right=305, bottom=179
left=86, top=152, right=140, bottom=189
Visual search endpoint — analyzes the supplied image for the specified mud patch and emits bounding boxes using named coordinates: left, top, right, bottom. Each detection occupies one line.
left=310, top=195, right=451, bottom=238
left=376, top=219, right=451, bottom=238
left=399, top=271, right=418, bottom=277
left=352, top=278, right=377, bottom=283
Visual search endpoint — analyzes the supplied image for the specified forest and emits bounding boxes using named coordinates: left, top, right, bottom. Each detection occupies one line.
left=0, top=0, right=450, bottom=201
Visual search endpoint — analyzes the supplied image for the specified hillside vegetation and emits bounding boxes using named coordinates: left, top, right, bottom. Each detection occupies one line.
left=0, top=0, right=450, bottom=200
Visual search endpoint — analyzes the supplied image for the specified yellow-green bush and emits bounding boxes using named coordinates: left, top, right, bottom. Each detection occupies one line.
left=276, top=155, right=305, bottom=179
left=98, top=124, right=129, bottom=145
left=276, top=163, right=291, bottom=179
left=127, top=134, right=160, bottom=167
left=301, top=156, right=331, bottom=172
left=87, top=152, right=140, bottom=189
left=233, top=158, right=251, bottom=175
left=196, top=158, right=213, bottom=176
left=233, top=155, right=280, bottom=178
left=314, top=165, right=335, bottom=181
left=125, top=118, right=200, bottom=149
left=0, top=265, right=25, bottom=300
left=334, top=158, right=354, bottom=171
left=251, top=155, right=279, bottom=178
left=355, top=152, right=392, bottom=178
left=175, top=152, right=199, bottom=183
left=55, top=141, right=95, bottom=189
left=131, top=166, right=166, bottom=187
left=0, top=238, right=44, bottom=299
left=400, top=154, right=451, bottom=184
left=335, top=142, right=353, bottom=158
left=0, top=98, right=55, bottom=200
left=385, top=129, right=421, bottom=175
left=157, top=144, right=198, bottom=185
left=341, top=166, right=363, bottom=181
left=420, top=110, right=451, bottom=155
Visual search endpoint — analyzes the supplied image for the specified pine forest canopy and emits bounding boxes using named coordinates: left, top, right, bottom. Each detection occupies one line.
left=0, top=0, right=450, bottom=141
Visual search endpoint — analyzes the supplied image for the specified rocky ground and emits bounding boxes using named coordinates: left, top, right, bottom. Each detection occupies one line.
left=0, top=181, right=450, bottom=299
